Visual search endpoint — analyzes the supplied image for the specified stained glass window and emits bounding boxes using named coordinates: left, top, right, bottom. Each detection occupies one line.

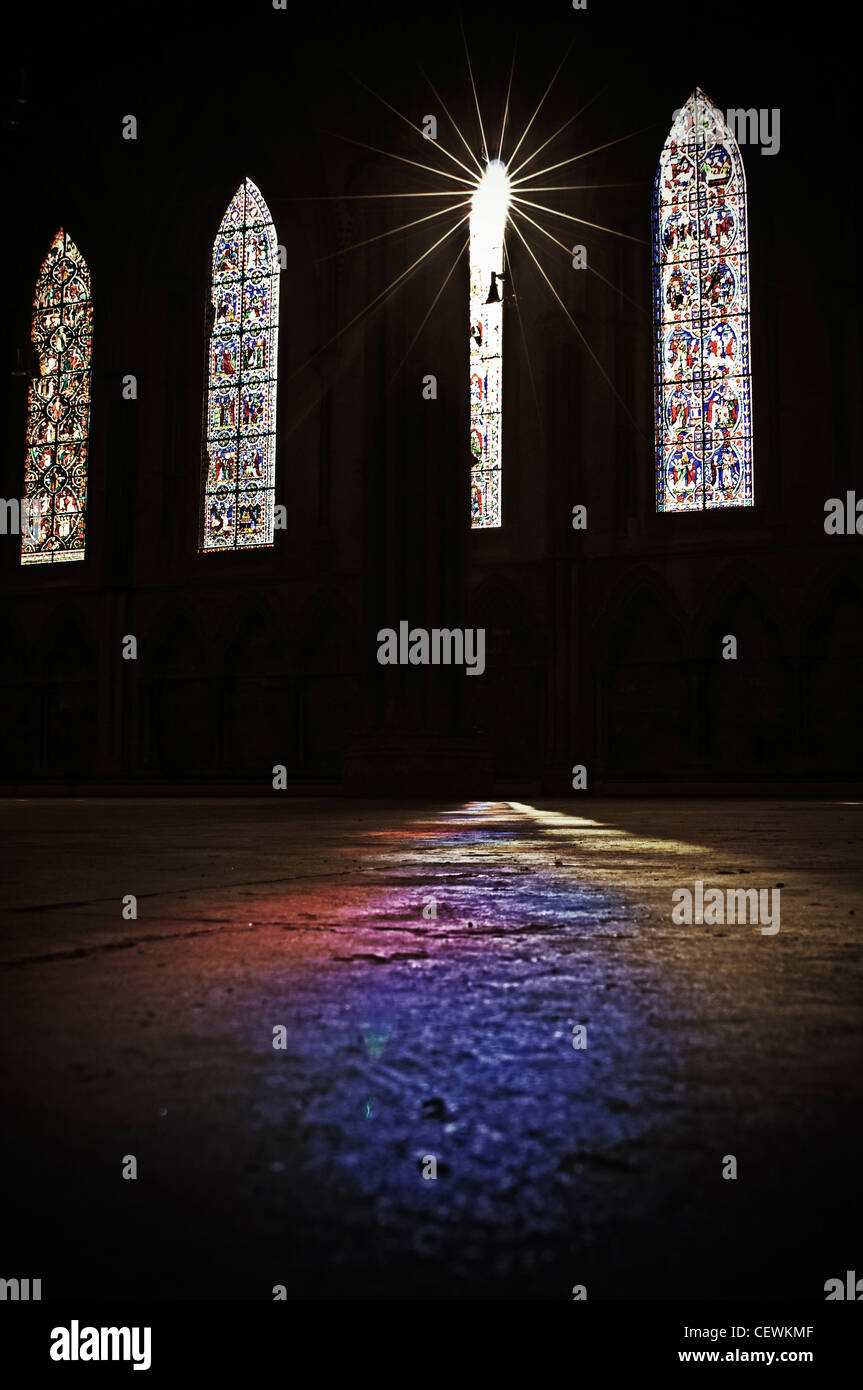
left=469, top=160, right=510, bottom=529
left=653, top=89, right=753, bottom=512
left=201, top=178, right=279, bottom=550
left=22, top=230, right=92, bottom=565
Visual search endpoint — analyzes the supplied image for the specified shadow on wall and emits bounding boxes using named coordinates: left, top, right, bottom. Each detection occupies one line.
left=697, top=572, right=791, bottom=773
left=143, top=602, right=215, bottom=776
left=596, top=565, right=863, bottom=781
left=802, top=569, right=863, bottom=775
left=1, top=607, right=99, bottom=778
left=464, top=592, right=546, bottom=782
left=294, top=592, right=363, bottom=777
left=142, top=592, right=364, bottom=781
left=600, top=580, right=689, bottom=778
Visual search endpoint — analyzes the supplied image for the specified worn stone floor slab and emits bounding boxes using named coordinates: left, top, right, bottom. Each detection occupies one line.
left=1, top=798, right=860, bottom=1299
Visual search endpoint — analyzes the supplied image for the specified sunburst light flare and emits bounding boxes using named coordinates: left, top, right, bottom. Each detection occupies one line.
left=289, top=33, right=647, bottom=522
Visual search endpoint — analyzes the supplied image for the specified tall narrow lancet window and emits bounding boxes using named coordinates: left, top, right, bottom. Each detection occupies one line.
left=469, top=160, right=510, bottom=529
left=201, top=178, right=279, bottom=551
left=654, top=89, right=753, bottom=512
left=22, top=230, right=92, bottom=565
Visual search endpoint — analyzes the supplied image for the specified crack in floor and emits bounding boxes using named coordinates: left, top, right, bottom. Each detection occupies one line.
left=1, top=922, right=262, bottom=969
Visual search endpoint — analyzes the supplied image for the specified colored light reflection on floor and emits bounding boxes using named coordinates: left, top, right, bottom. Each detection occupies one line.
left=5, top=797, right=858, bottom=1298
left=232, top=798, right=682, bottom=1254
left=507, top=801, right=714, bottom=856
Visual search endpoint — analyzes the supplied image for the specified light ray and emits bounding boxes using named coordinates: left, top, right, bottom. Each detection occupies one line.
left=512, top=193, right=646, bottom=245
left=388, top=236, right=469, bottom=388
left=351, top=75, right=480, bottom=183
left=497, top=46, right=517, bottom=162
left=507, top=88, right=603, bottom=181
left=300, top=55, right=648, bottom=471
left=286, top=190, right=642, bottom=202
left=287, top=186, right=641, bottom=202
left=512, top=182, right=643, bottom=193
left=510, top=124, right=656, bottom=185
left=506, top=44, right=574, bottom=171
left=315, top=199, right=471, bottom=262
left=511, top=202, right=647, bottom=314
left=460, top=18, right=489, bottom=163
left=585, top=262, right=647, bottom=314
left=420, top=69, right=485, bottom=176
left=289, top=213, right=471, bottom=380
left=321, top=129, right=475, bottom=186
left=287, top=191, right=475, bottom=201
left=508, top=210, right=641, bottom=431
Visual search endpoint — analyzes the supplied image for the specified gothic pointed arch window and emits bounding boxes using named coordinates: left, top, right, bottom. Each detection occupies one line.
left=654, top=89, right=753, bottom=512
left=22, top=230, right=92, bottom=564
left=470, top=160, right=510, bottom=529
left=201, top=178, right=279, bottom=551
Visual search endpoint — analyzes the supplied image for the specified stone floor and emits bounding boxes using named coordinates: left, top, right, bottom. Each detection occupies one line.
left=1, top=797, right=861, bottom=1300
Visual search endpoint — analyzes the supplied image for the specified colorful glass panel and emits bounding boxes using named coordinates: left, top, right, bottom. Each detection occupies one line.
left=21, top=230, right=92, bottom=564
left=653, top=89, right=753, bottom=512
left=469, top=161, right=509, bottom=529
left=202, top=179, right=279, bottom=550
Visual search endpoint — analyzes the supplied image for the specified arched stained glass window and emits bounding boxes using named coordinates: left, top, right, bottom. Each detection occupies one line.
left=201, top=178, right=279, bottom=551
left=22, top=229, right=92, bottom=565
left=654, top=89, right=753, bottom=512
left=469, top=160, right=510, bottom=529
